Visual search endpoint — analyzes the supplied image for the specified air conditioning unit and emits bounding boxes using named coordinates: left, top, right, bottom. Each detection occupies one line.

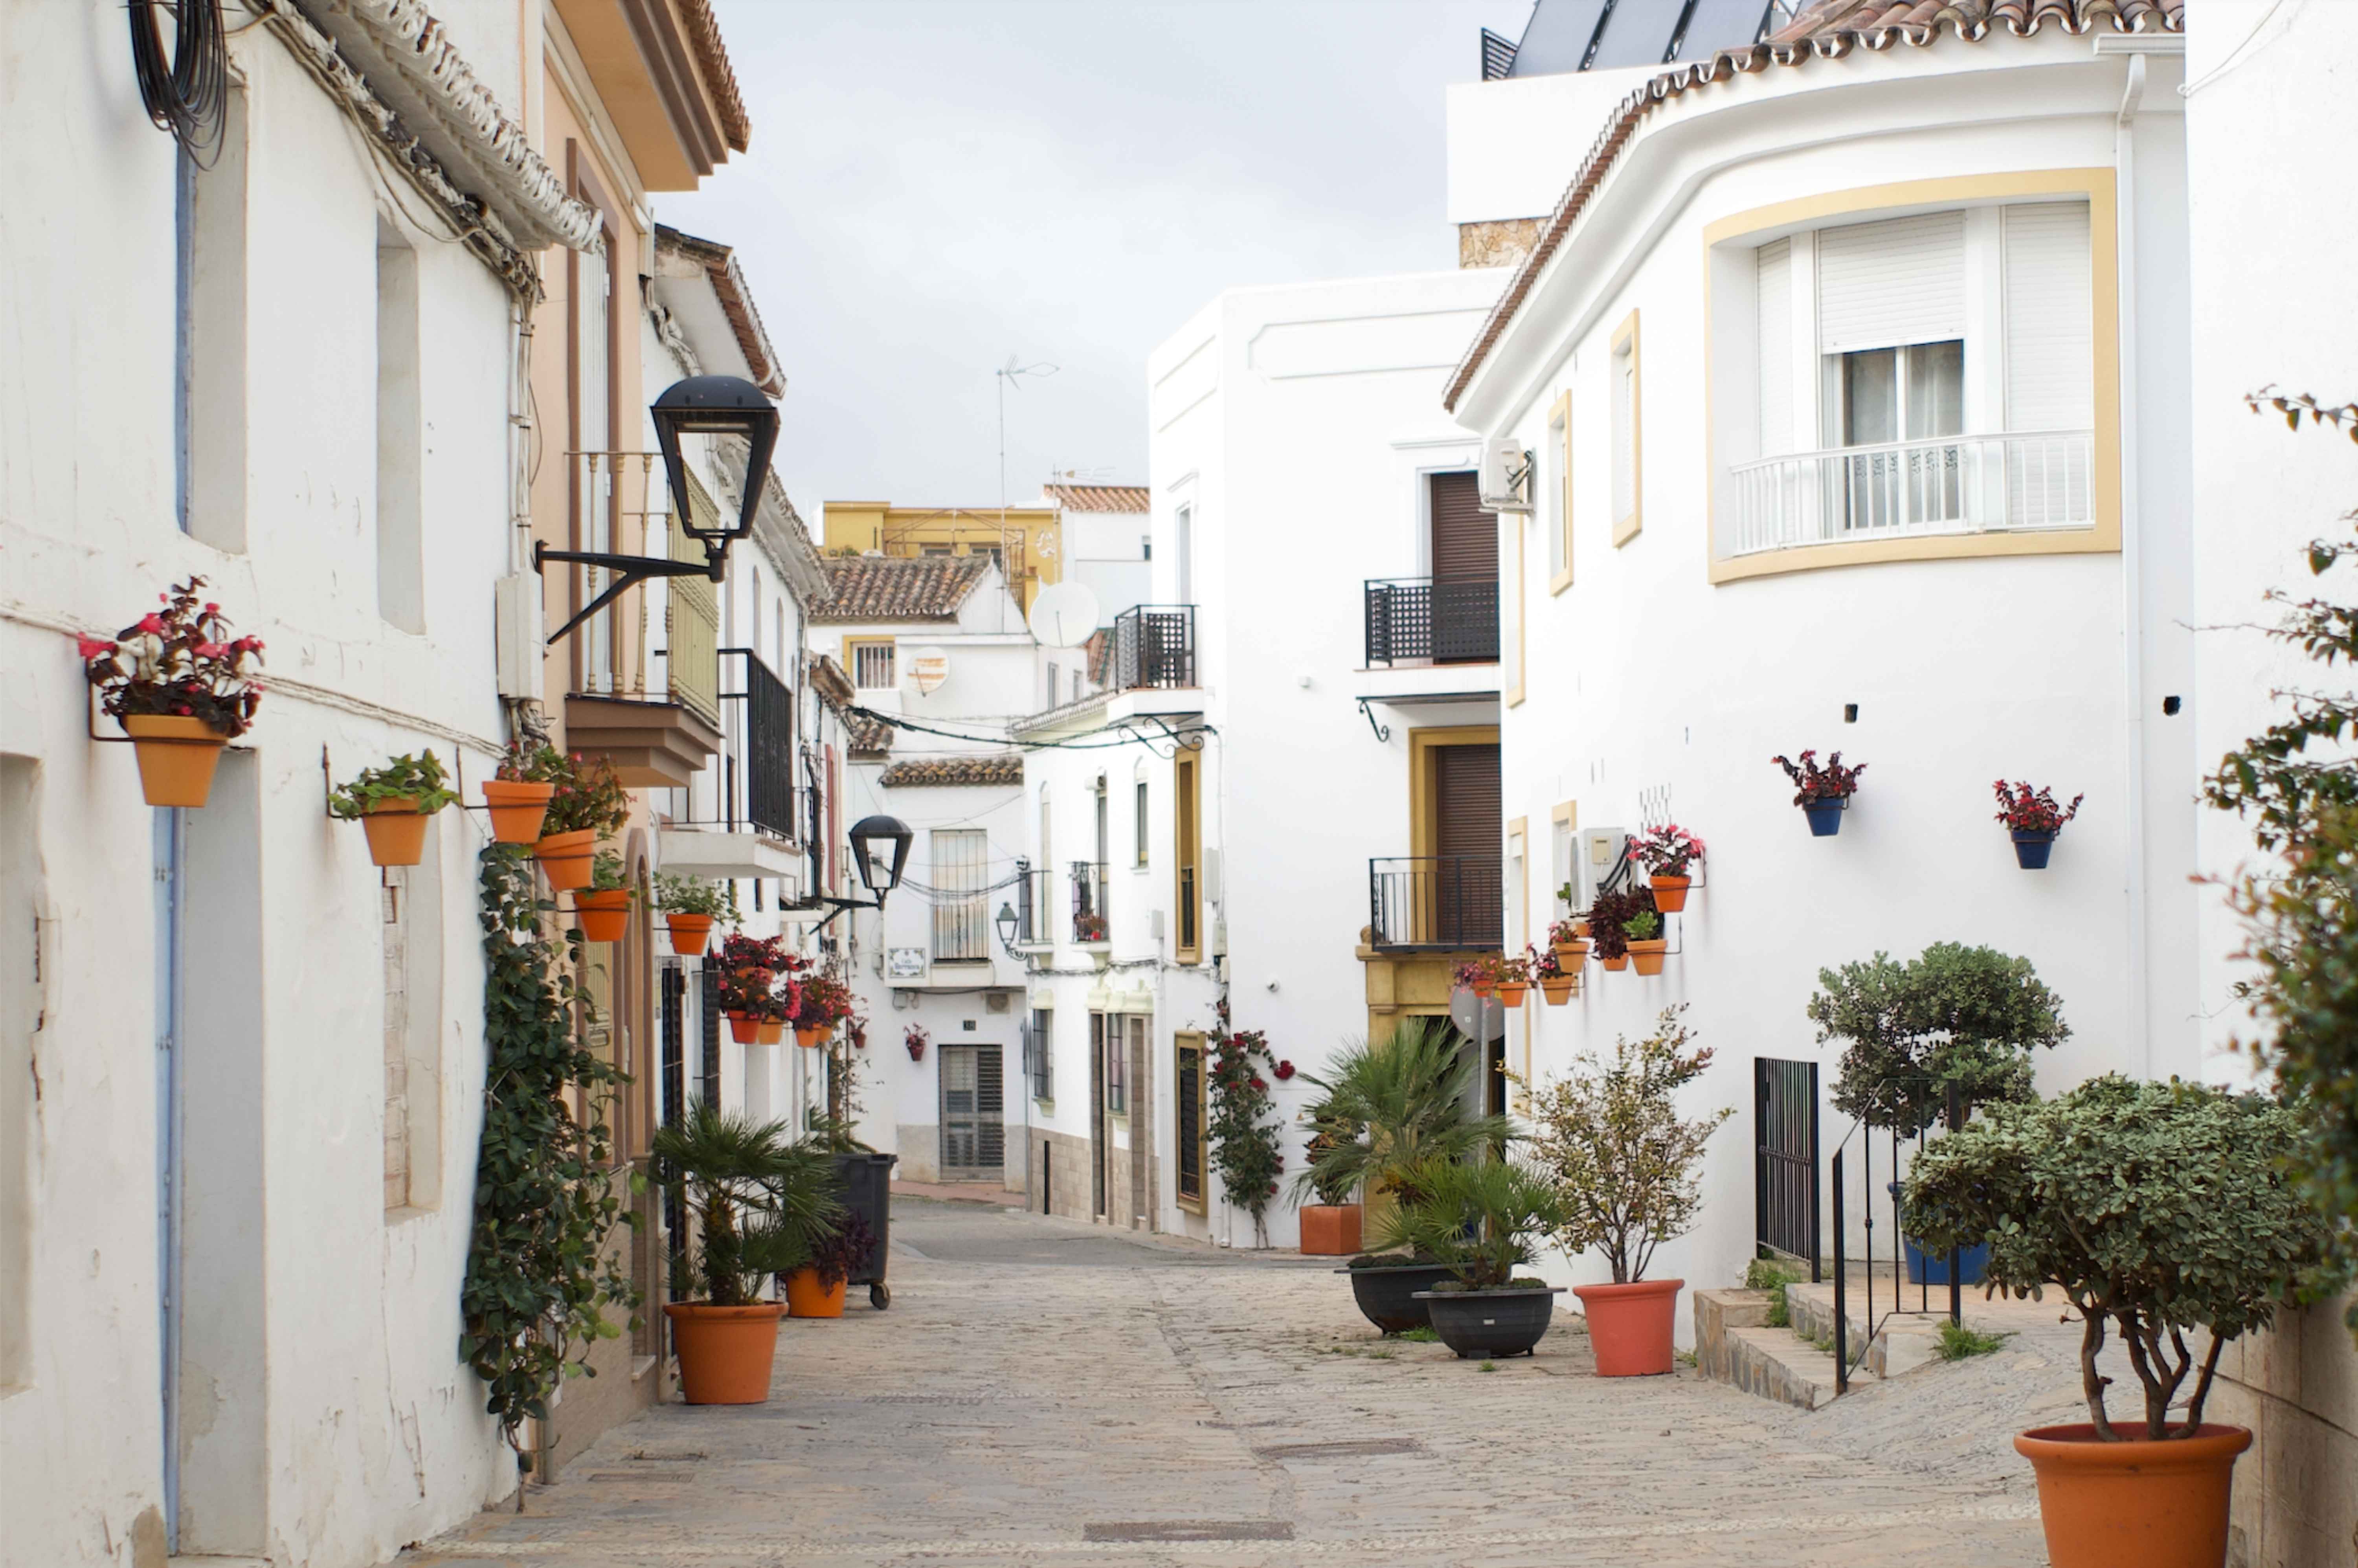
left=1479, top=435, right=1533, bottom=514
left=495, top=573, right=544, bottom=701
left=1578, top=826, right=1630, bottom=907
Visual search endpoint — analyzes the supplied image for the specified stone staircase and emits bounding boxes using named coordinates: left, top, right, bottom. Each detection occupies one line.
left=1694, top=1274, right=1962, bottom=1411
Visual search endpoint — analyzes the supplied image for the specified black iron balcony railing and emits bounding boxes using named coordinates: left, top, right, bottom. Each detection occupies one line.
left=1367, top=856, right=1503, bottom=952
left=1013, top=865, right=1054, bottom=947
left=1110, top=604, right=1196, bottom=690
left=744, top=652, right=796, bottom=839
left=1364, top=577, right=1498, bottom=666
left=1071, top=861, right=1110, bottom=945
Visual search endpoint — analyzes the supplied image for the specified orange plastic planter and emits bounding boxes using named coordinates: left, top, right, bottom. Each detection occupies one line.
left=1649, top=874, right=1691, bottom=913
left=756, top=1019, right=785, bottom=1045
left=573, top=889, right=630, bottom=943
left=1470, top=980, right=1494, bottom=997
left=481, top=780, right=555, bottom=844
left=796, top=1024, right=829, bottom=1048
left=1539, top=978, right=1575, bottom=1005
left=1600, top=952, right=1629, bottom=972
left=665, top=914, right=714, bottom=956
left=1572, top=1278, right=1682, bottom=1375
left=533, top=828, right=595, bottom=890
left=1298, top=1204, right=1363, bottom=1256
left=662, top=1302, right=785, bottom=1404
left=1627, top=938, right=1668, bottom=976
left=358, top=798, right=429, bottom=867
left=123, top=715, right=228, bottom=808
left=784, top=1268, right=847, bottom=1318
left=2014, top=1423, right=2250, bottom=1568
left=727, top=1012, right=760, bottom=1045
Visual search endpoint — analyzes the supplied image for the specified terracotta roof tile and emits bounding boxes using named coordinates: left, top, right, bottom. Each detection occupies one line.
left=1044, top=483, right=1151, bottom=514
left=678, top=0, right=751, bottom=154
left=1443, top=0, right=2183, bottom=412
left=810, top=554, right=988, bottom=623
left=844, top=713, right=894, bottom=757
left=878, top=755, right=1025, bottom=788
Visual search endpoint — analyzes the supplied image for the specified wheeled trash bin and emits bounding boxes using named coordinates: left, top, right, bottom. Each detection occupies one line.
left=831, top=1150, right=898, bottom=1309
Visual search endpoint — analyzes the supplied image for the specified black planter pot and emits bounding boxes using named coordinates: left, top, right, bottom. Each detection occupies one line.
left=1412, top=1286, right=1567, bottom=1358
left=1337, top=1263, right=1454, bottom=1334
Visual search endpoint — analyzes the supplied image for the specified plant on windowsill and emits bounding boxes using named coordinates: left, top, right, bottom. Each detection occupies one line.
left=572, top=850, right=634, bottom=944
left=1375, top=1153, right=1567, bottom=1360
left=779, top=1210, right=878, bottom=1320
left=81, top=575, right=264, bottom=808
left=1532, top=943, right=1574, bottom=1005
left=1073, top=911, right=1108, bottom=944
left=1773, top=749, right=1866, bottom=837
left=1994, top=780, right=2083, bottom=870
left=530, top=750, right=627, bottom=890
left=329, top=751, right=458, bottom=868
left=1631, top=824, right=1705, bottom=911
left=650, top=1102, right=843, bottom=1404
left=652, top=871, right=737, bottom=957
left=1905, top=1077, right=2346, bottom=1568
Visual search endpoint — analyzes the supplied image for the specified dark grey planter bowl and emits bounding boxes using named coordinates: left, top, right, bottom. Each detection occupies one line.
left=1411, top=1286, right=1567, bottom=1358
left=1335, top=1263, right=1455, bottom=1334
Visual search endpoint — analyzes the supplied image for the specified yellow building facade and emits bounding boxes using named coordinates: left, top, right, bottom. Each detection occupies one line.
left=823, top=501, right=1061, bottom=611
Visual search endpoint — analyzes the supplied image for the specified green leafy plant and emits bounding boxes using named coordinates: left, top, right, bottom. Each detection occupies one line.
left=496, top=739, right=570, bottom=784
left=1207, top=1017, right=1285, bottom=1236
left=1368, top=1153, right=1565, bottom=1292
left=652, top=870, right=738, bottom=921
left=1291, top=1017, right=1509, bottom=1211
left=538, top=751, right=628, bottom=838
left=1905, top=1075, right=2348, bottom=1439
left=1744, top=1258, right=1798, bottom=1328
left=649, top=1102, right=842, bottom=1307
left=1513, top=1006, right=1733, bottom=1283
left=1625, top=909, right=1662, bottom=942
left=328, top=750, right=457, bottom=819
left=1584, top=886, right=1650, bottom=961
left=1810, top=944, right=2068, bottom=1137
left=459, top=846, right=637, bottom=1467
left=587, top=850, right=631, bottom=894
left=1397, top=1324, right=1440, bottom=1344
left=1297, top=1103, right=1359, bottom=1208
left=1936, top=1321, right=2014, bottom=1361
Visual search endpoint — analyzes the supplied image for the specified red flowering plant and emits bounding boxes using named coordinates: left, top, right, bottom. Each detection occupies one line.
left=81, top=576, right=264, bottom=737
left=716, top=933, right=804, bottom=1021
left=538, top=752, right=629, bottom=838
left=1205, top=1010, right=1286, bottom=1239
left=793, top=971, right=856, bottom=1032
left=1772, top=749, right=1866, bottom=806
left=1632, top=824, right=1706, bottom=878
left=1528, top=942, right=1563, bottom=981
left=1994, top=780, right=2083, bottom=836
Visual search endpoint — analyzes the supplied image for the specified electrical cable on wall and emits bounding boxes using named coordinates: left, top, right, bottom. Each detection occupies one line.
left=130, top=0, right=228, bottom=164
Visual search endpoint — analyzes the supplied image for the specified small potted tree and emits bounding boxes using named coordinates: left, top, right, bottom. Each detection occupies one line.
left=1773, top=749, right=1865, bottom=836
left=1906, top=1077, right=2346, bottom=1568
left=1994, top=780, right=2083, bottom=869
left=329, top=751, right=457, bottom=867
left=533, top=751, right=626, bottom=891
left=652, top=871, right=736, bottom=956
left=1631, top=824, right=1705, bottom=912
left=649, top=1103, right=843, bottom=1404
left=1379, top=1154, right=1568, bottom=1359
left=1532, top=943, right=1574, bottom=1005
left=1518, top=1006, right=1732, bottom=1375
left=573, top=850, right=634, bottom=943
left=484, top=739, right=562, bottom=844
left=81, top=577, right=264, bottom=808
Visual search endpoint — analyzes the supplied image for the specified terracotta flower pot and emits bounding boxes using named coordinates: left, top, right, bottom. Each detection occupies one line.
left=796, top=1024, right=829, bottom=1048
left=1572, top=1278, right=1682, bottom=1376
left=481, top=779, right=555, bottom=844
left=662, top=1302, right=784, bottom=1404
left=1471, top=980, right=1494, bottom=998
left=1298, top=1203, right=1363, bottom=1256
left=784, top=1268, right=847, bottom=1318
left=1552, top=940, right=1591, bottom=966
left=358, top=797, right=430, bottom=867
left=1495, top=982, right=1530, bottom=1006
left=123, top=715, right=228, bottom=808
left=533, top=828, right=595, bottom=890
left=727, top=1012, right=759, bottom=1045
left=1539, top=977, right=1575, bottom=1005
left=573, top=889, right=630, bottom=943
left=1600, top=952, right=1629, bottom=972
left=756, top=1018, right=785, bottom=1045
left=1627, top=938, right=1668, bottom=976
left=664, top=913, right=714, bottom=956
left=2013, top=1423, right=2250, bottom=1568
left=1649, top=873, right=1691, bottom=913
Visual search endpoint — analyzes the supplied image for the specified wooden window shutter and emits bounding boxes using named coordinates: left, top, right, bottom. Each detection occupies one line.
left=1429, top=471, right=1498, bottom=582
left=1433, top=744, right=1503, bottom=864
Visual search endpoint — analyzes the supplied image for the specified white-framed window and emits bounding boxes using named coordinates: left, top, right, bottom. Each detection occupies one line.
left=930, top=828, right=988, bottom=961
left=850, top=639, right=896, bottom=689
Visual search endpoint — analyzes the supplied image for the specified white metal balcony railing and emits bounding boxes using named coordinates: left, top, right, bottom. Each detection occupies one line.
left=1727, top=431, right=2094, bottom=558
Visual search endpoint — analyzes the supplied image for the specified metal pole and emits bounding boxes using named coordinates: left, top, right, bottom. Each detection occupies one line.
left=1832, top=1149, right=1847, bottom=1397
left=1808, top=1064, right=1822, bottom=1284
left=1947, top=1082, right=1965, bottom=1328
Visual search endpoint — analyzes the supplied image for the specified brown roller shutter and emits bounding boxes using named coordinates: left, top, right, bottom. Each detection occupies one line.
left=1434, top=744, right=1502, bottom=861
left=1429, top=471, right=1499, bottom=581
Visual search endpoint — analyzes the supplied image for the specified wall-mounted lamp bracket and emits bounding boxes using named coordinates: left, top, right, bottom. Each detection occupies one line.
left=533, top=538, right=728, bottom=644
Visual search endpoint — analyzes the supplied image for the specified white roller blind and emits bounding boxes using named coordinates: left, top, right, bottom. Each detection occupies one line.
left=2002, top=201, right=2093, bottom=433
left=1817, top=210, right=1965, bottom=354
left=1756, top=237, right=1793, bottom=456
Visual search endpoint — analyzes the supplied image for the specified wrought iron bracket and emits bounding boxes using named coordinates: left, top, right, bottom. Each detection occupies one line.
left=1354, top=697, right=1391, bottom=743
left=533, top=539, right=726, bottom=644
left=781, top=892, right=886, bottom=933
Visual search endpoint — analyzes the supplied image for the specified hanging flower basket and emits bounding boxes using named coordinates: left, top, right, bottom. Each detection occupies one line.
left=359, top=799, right=431, bottom=867
left=1995, top=781, right=2082, bottom=870
left=757, top=1018, right=786, bottom=1046
left=1539, top=977, right=1575, bottom=1005
left=82, top=578, right=263, bottom=810
left=796, top=1024, right=830, bottom=1048
left=534, top=829, right=596, bottom=890
left=664, top=914, right=715, bottom=956
left=1627, top=938, right=1668, bottom=977
left=573, top=889, right=630, bottom=943
left=1495, top=981, right=1530, bottom=1006
left=1600, top=952, right=1629, bottom=972
left=1631, top=826, right=1705, bottom=912
left=727, top=1011, right=759, bottom=1045
left=905, top=1025, right=929, bottom=1062
left=1775, top=751, right=1864, bottom=837
left=481, top=780, right=555, bottom=844
left=124, top=716, right=231, bottom=808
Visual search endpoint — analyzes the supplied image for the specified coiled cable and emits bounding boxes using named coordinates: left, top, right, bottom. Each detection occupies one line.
left=129, top=0, right=228, bottom=165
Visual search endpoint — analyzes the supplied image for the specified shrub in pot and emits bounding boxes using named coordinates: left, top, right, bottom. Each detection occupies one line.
left=1994, top=780, right=2083, bottom=869
left=1516, top=1006, right=1732, bottom=1375
left=652, top=870, right=737, bottom=956
left=1624, top=909, right=1667, bottom=976
left=1585, top=886, right=1648, bottom=973
left=329, top=751, right=457, bottom=867
left=1293, top=1105, right=1363, bottom=1257
left=649, top=1103, right=843, bottom=1405
left=573, top=851, right=634, bottom=943
left=485, top=739, right=564, bottom=844
left=1631, top=824, right=1704, bottom=913
left=780, top=1210, right=878, bottom=1319
left=1905, top=1076, right=2347, bottom=1568
left=81, top=576, right=263, bottom=808
left=1375, top=1154, right=1568, bottom=1359
left=531, top=750, right=626, bottom=891
left=1773, top=749, right=1864, bottom=836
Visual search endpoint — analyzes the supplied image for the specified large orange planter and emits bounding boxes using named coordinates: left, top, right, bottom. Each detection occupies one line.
left=665, top=913, right=714, bottom=956
left=123, top=715, right=227, bottom=808
left=573, top=889, right=630, bottom=942
left=533, top=828, right=595, bottom=890
left=727, top=1012, right=759, bottom=1045
left=662, top=1302, right=785, bottom=1404
left=2013, top=1423, right=2250, bottom=1568
left=1572, top=1278, right=1682, bottom=1376
left=481, top=779, right=555, bottom=844
left=358, top=798, right=430, bottom=867
left=1649, top=874, right=1691, bottom=913
left=784, top=1268, right=847, bottom=1318
left=1298, top=1203, right=1363, bottom=1256
left=1627, top=938, right=1668, bottom=976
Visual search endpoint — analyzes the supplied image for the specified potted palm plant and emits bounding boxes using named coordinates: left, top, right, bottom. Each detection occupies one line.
left=649, top=1103, right=843, bottom=1405
left=1379, top=1154, right=1568, bottom=1359
left=1295, top=1019, right=1510, bottom=1332
left=573, top=851, right=634, bottom=943
left=484, top=739, right=562, bottom=844
left=1631, top=824, right=1705, bottom=912
left=81, top=577, right=263, bottom=808
left=532, top=751, right=626, bottom=891
left=1517, top=1006, right=1732, bottom=1375
left=1774, top=749, right=1865, bottom=836
left=1906, top=1077, right=2345, bottom=1568
left=652, top=871, right=737, bottom=956
left=329, top=751, right=457, bottom=867
left=1994, top=780, right=2083, bottom=869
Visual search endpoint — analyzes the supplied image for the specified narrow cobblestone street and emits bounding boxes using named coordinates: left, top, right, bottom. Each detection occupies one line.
left=404, top=1199, right=2051, bottom=1568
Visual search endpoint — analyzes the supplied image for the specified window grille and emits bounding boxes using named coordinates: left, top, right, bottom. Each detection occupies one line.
left=1027, top=1008, right=1054, bottom=1100
left=851, top=640, right=896, bottom=690
left=931, top=829, right=988, bottom=961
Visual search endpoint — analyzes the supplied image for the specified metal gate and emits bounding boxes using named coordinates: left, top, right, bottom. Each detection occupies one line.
left=940, top=1045, right=1004, bottom=1178
left=1754, top=1057, right=1821, bottom=1280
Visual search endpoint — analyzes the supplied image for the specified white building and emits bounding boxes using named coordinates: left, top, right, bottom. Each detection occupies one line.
left=1042, top=481, right=1154, bottom=625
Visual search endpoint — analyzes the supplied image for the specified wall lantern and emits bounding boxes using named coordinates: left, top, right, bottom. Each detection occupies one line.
left=533, top=373, right=780, bottom=643
left=994, top=903, right=1019, bottom=953
left=848, top=815, right=914, bottom=902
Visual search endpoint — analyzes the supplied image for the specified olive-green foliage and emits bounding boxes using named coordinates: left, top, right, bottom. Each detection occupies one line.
left=1291, top=1018, right=1509, bottom=1208
left=1368, top=1154, right=1566, bottom=1291
left=1744, top=1258, right=1798, bottom=1328
left=1905, top=1075, right=2347, bottom=1439
left=652, top=870, right=740, bottom=921
left=459, top=846, right=637, bottom=1463
left=1810, top=944, right=2068, bottom=1137
left=328, top=749, right=458, bottom=818
left=1935, top=1321, right=2013, bottom=1361
left=650, top=1101, right=844, bottom=1307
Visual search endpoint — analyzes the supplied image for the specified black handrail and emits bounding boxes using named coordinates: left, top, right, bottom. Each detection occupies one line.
left=1366, top=856, right=1502, bottom=951
left=1830, top=1078, right=1967, bottom=1395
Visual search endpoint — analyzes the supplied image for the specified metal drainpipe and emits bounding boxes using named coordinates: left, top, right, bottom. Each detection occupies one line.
left=2115, top=49, right=2152, bottom=1080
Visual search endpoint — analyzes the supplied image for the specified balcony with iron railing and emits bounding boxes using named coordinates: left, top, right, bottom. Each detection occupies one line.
left=1726, top=430, right=2094, bottom=558
left=1109, top=604, right=1196, bottom=691
left=1364, top=577, right=1498, bottom=667
left=1012, top=864, right=1054, bottom=949
left=1071, top=861, right=1110, bottom=946
left=1366, top=856, right=1503, bottom=953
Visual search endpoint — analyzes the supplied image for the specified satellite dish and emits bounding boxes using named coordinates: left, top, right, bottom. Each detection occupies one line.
left=907, top=646, right=951, bottom=694
left=1027, top=582, right=1101, bottom=649
left=1448, top=990, right=1507, bottom=1043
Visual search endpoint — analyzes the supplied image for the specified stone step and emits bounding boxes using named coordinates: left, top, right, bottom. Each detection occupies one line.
left=1692, top=1288, right=1843, bottom=1410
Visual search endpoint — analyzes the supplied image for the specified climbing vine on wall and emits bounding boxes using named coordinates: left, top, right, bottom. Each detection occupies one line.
left=459, top=845, right=638, bottom=1468
left=1207, top=1003, right=1286, bottom=1242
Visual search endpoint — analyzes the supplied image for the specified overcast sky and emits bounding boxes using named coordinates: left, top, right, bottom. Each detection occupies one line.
left=655, top=0, right=1531, bottom=519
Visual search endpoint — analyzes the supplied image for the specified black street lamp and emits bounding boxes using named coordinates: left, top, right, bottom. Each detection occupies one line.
left=995, top=902, right=1019, bottom=954
left=848, top=815, right=914, bottom=902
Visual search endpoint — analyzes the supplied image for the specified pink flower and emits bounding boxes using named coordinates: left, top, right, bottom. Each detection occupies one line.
left=76, top=635, right=115, bottom=659
left=137, top=614, right=164, bottom=634
left=195, top=642, right=226, bottom=659
left=202, top=602, right=219, bottom=614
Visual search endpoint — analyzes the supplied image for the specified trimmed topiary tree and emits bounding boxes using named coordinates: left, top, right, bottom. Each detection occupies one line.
left=1905, top=1075, right=2347, bottom=1440
left=1811, top=942, right=2068, bottom=1136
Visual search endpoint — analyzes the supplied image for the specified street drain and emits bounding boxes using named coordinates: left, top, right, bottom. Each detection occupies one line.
left=1083, top=1522, right=1294, bottom=1543
left=581, top=1469, right=695, bottom=1483
left=1252, top=1438, right=1423, bottom=1460
left=860, top=1394, right=988, bottom=1405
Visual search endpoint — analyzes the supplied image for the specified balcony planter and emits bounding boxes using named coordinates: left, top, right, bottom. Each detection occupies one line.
left=533, top=829, right=596, bottom=890
left=122, top=716, right=231, bottom=807
left=1626, top=939, right=1668, bottom=977
left=784, top=1267, right=847, bottom=1319
left=727, top=1011, right=760, bottom=1045
left=1648, top=874, right=1691, bottom=912
left=664, top=913, right=714, bottom=956
left=1298, top=1204, right=1362, bottom=1256
left=661, top=1302, right=786, bottom=1405
left=1337, top=1260, right=1454, bottom=1334
left=481, top=780, right=555, bottom=844
left=1572, top=1278, right=1682, bottom=1375
left=357, top=798, right=432, bottom=867
left=1412, top=1285, right=1565, bottom=1359
left=1539, top=977, right=1575, bottom=1005
left=573, top=890, right=630, bottom=943
left=2013, top=1425, right=2250, bottom=1568
left=2011, top=830, right=2057, bottom=869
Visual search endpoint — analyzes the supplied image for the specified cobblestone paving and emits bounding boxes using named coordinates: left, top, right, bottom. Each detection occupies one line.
left=404, top=1201, right=2048, bottom=1568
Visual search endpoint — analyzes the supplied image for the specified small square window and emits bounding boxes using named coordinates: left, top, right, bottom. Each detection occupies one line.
left=850, top=641, right=896, bottom=689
